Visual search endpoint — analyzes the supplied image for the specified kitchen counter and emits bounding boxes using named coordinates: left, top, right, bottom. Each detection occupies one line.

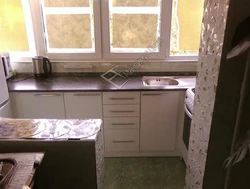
left=7, top=73, right=196, bottom=92
left=0, top=118, right=104, bottom=189
left=0, top=152, right=44, bottom=189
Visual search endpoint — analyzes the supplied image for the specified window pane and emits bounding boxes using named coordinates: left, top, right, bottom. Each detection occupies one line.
left=0, top=0, right=29, bottom=51
left=112, top=14, right=158, bottom=49
left=44, top=0, right=90, bottom=7
left=46, top=14, right=92, bottom=49
left=112, top=0, right=159, bottom=7
left=41, top=0, right=95, bottom=53
left=109, top=0, right=161, bottom=53
left=170, top=0, right=204, bottom=56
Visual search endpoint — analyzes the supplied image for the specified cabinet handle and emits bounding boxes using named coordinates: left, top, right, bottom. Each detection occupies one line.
left=110, top=110, right=135, bottom=113
left=74, top=93, right=100, bottom=96
left=35, top=94, right=61, bottom=97
left=109, top=97, right=135, bottom=100
left=112, top=140, right=135, bottom=143
left=142, top=93, right=168, bottom=96
left=112, top=123, right=135, bottom=126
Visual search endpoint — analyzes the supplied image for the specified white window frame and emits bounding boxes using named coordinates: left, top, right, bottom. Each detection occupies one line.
left=166, top=0, right=200, bottom=61
left=101, top=0, right=172, bottom=60
left=8, top=0, right=36, bottom=62
left=6, top=0, right=200, bottom=62
left=29, top=0, right=102, bottom=60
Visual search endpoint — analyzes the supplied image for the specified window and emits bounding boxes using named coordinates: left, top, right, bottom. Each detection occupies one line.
left=102, top=0, right=171, bottom=59
left=41, top=0, right=95, bottom=53
left=0, top=0, right=204, bottom=61
left=0, top=0, right=35, bottom=61
left=170, top=0, right=204, bottom=57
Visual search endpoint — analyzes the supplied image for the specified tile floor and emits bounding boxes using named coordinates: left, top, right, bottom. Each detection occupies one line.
left=104, top=157, right=186, bottom=189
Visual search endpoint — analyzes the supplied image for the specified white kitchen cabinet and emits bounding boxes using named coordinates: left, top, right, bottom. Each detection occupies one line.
left=140, top=91, right=179, bottom=151
left=103, top=104, right=140, bottom=117
left=104, top=130, right=140, bottom=152
left=64, top=92, right=102, bottom=119
left=104, top=117, right=140, bottom=130
left=103, top=92, right=140, bottom=155
left=19, top=92, right=65, bottom=119
left=9, top=92, right=23, bottom=118
left=103, top=92, right=140, bottom=104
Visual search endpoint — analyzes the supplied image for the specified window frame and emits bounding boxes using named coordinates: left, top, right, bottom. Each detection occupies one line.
left=6, top=0, right=200, bottom=62
left=29, top=0, right=102, bottom=60
left=6, top=0, right=36, bottom=62
left=101, top=0, right=172, bottom=60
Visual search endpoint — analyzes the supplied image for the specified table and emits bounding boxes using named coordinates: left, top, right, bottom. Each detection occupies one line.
left=0, top=153, right=44, bottom=189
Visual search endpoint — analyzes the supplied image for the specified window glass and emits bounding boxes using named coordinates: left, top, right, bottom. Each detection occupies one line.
left=44, top=0, right=89, bottom=7
left=109, top=0, right=162, bottom=53
left=41, top=0, right=95, bottom=53
left=170, top=0, right=204, bottom=56
left=112, top=0, right=159, bottom=7
left=0, top=0, right=29, bottom=51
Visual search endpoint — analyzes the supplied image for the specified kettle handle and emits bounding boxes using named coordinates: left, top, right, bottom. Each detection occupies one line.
left=43, top=57, right=52, bottom=74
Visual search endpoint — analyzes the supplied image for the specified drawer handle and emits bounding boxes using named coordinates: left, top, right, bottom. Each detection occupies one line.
left=112, top=123, right=135, bottom=126
left=142, top=93, right=168, bottom=96
left=110, top=110, right=135, bottom=113
left=113, top=140, right=135, bottom=143
left=74, top=93, right=100, bottom=96
left=35, top=94, right=61, bottom=97
left=109, top=97, right=135, bottom=100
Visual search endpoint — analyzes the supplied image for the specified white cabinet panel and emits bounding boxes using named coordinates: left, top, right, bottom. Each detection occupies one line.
left=103, top=104, right=140, bottom=117
left=104, top=130, right=139, bottom=152
left=103, top=92, right=140, bottom=104
left=19, top=92, right=65, bottom=119
left=64, top=92, right=102, bottom=119
left=9, top=92, right=23, bottom=118
left=104, top=117, right=139, bottom=129
left=140, top=91, right=179, bottom=151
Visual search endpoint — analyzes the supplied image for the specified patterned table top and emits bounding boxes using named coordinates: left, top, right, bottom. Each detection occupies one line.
left=0, top=118, right=102, bottom=140
left=0, top=153, right=44, bottom=189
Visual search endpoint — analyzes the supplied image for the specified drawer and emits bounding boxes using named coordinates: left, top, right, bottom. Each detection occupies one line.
left=104, top=130, right=139, bottom=152
left=104, top=117, right=140, bottom=129
left=103, top=105, right=140, bottom=117
left=64, top=92, right=102, bottom=119
left=103, top=92, right=140, bottom=104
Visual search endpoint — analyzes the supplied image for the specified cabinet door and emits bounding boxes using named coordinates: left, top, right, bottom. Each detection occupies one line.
left=9, top=92, right=23, bottom=118
left=19, top=92, right=65, bottom=119
left=104, top=130, right=139, bottom=152
left=64, top=92, right=102, bottom=119
left=140, top=91, right=179, bottom=151
left=103, top=92, right=140, bottom=104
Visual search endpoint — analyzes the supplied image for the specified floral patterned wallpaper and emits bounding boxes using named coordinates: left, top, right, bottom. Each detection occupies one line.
left=185, top=0, right=229, bottom=188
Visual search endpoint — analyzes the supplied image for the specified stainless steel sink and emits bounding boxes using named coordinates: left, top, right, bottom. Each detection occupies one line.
left=142, top=76, right=179, bottom=86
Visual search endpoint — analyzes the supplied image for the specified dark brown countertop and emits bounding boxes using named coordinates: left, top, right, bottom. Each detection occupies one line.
left=7, top=73, right=196, bottom=92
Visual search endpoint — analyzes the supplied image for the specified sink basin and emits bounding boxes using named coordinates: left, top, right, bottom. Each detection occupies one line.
left=142, top=76, right=179, bottom=86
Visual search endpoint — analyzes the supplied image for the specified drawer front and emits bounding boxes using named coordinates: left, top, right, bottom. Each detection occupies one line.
left=103, top=92, right=140, bottom=104
left=104, top=117, right=140, bottom=129
left=19, top=92, right=65, bottom=119
left=103, top=105, right=140, bottom=117
left=104, top=130, right=139, bottom=152
left=64, top=92, right=102, bottom=119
